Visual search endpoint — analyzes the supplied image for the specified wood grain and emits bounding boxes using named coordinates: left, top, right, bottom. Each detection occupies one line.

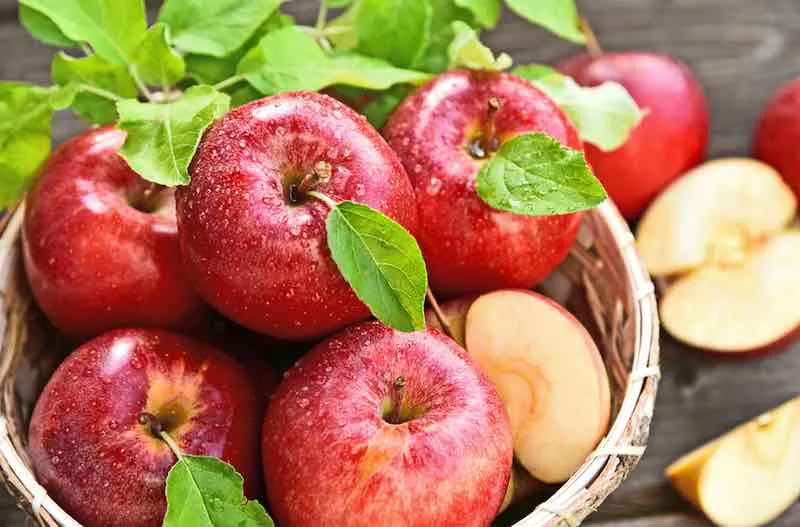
left=1, top=0, right=799, bottom=526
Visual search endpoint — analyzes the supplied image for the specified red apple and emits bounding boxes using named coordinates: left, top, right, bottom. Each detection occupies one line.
left=22, top=127, right=208, bottom=341
left=177, top=92, right=417, bottom=340
left=383, top=70, right=582, bottom=297
left=28, top=329, right=261, bottom=527
left=558, top=52, right=709, bottom=219
left=263, top=321, right=513, bottom=526
left=754, top=77, right=800, bottom=198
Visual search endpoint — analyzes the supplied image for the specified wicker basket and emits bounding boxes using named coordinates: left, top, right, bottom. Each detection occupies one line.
left=0, top=199, right=659, bottom=527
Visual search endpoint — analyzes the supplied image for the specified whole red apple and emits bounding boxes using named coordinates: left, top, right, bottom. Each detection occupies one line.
left=28, top=329, right=261, bottom=527
left=383, top=70, right=582, bottom=296
left=754, top=77, right=800, bottom=198
left=558, top=52, right=708, bottom=219
left=177, top=92, right=417, bottom=340
left=263, top=321, right=513, bottom=527
left=22, top=127, right=208, bottom=341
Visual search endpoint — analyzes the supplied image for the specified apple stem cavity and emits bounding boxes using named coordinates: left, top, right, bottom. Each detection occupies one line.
left=306, top=189, right=338, bottom=210
left=426, top=288, right=455, bottom=339
left=129, top=182, right=167, bottom=213
left=468, top=98, right=503, bottom=160
left=579, top=17, right=604, bottom=58
left=138, top=411, right=184, bottom=459
left=288, top=161, right=334, bottom=205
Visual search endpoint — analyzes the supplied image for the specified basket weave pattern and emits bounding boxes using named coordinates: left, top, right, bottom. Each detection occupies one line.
left=0, top=200, right=659, bottom=527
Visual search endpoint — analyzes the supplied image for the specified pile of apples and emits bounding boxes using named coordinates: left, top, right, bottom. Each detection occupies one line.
left=22, top=67, right=620, bottom=527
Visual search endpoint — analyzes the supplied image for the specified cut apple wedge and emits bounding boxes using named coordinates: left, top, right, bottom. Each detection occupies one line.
left=465, top=290, right=611, bottom=484
left=666, top=397, right=800, bottom=527
left=637, top=158, right=800, bottom=353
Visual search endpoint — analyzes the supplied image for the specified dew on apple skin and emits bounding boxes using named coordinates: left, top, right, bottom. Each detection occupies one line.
left=277, top=126, right=287, bottom=136
left=299, top=398, right=310, bottom=408
left=239, top=139, right=247, bottom=148
left=413, top=164, right=422, bottom=174
left=355, top=183, right=366, bottom=197
left=426, top=178, right=442, bottom=196
left=51, top=455, right=60, bottom=465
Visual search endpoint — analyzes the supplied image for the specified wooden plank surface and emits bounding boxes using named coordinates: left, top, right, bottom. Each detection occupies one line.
left=1, top=0, right=800, bottom=525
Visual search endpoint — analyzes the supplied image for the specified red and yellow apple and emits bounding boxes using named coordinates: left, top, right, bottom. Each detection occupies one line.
left=177, top=92, right=417, bottom=340
left=22, top=127, right=208, bottom=341
left=28, top=329, right=261, bottom=527
left=384, top=70, right=582, bottom=296
left=754, top=77, right=800, bottom=199
left=559, top=52, right=709, bottom=219
left=263, top=321, right=513, bottom=526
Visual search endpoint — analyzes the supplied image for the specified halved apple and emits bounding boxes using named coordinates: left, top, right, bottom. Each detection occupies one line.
left=465, top=290, right=611, bottom=484
left=666, top=397, right=800, bottom=527
left=636, top=158, right=800, bottom=353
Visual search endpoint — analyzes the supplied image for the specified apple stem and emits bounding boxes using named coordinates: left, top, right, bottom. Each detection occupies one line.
left=468, top=98, right=502, bottom=159
left=389, top=376, right=406, bottom=424
left=580, top=17, right=603, bottom=58
left=138, top=411, right=184, bottom=459
left=426, top=288, right=454, bottom=340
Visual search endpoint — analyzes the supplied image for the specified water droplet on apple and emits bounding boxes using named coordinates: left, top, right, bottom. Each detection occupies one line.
left=239, top=139, right=247, bottom=148
left=413, top=164, right=422, bottom=174
left=355, top=183, right=365, bottom=196
left=285, top=289, right=295, bottom=298
left=51, top=456, right=60, bottom=465
left=333, top=109, right=343, bottom=119
left=426, top=178, right=442, bottom=196
left=402, top=137, right=410, bottom=147
left=276, top=126, right=287, bottom=136
left=299, top=398, right=310, bottom=408
left=325, top=366, right=332, bottom=373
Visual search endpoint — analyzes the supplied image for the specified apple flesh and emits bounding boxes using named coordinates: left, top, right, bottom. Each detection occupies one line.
left=666, top=397, right=800, bottom=527
left=384, top=70, right=582, bottom=296
left=28, top=329, right=261, bottom=527
left=464, top=290, right=610, bottom=483
left=262, top=321, right=513, bottom=527
left=22, top=127, right=208, bottom=341
left=558, top=52, right=709, bottom=219
left=636, top=158, right=800, bottom=353
left=754, top=77, right=800, bottom=199
left=177, top=92, right=417, bottom=340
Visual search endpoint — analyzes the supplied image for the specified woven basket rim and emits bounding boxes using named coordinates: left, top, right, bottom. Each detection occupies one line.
left=0, top=199, right=659, bottom=527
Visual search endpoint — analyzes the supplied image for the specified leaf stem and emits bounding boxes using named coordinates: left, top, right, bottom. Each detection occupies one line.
left=214, top=74, right=247, bottom=91
left=426, top=288, right=454, bottom=339
left=138, top=411, right=184, bottom=459
left=315, top=0, right=329, bottom=32
left=78, top=84, right=124, bottom=102
left=579, top=16, right=603, bottom=57
left=79, top=43, right=93, bottom=56
left=307, top=190, right=338, bottom=210
left=159, top=430, right=184, bottom=459
left=129, top=65, right=156, bottom=102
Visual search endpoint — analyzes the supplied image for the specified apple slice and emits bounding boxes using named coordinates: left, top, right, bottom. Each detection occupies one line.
left=636, top=158, right=800, bottom=353
left=465, top=290, right=611, bottom=483
left=637, top=158, right=796, bottom=277
left=666, top=397, right=800, bottom=527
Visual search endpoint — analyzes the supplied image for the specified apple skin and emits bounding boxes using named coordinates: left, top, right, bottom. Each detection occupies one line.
left=22, top=127, right=208, bottom=341
left=28, top=329, right=262, bottom=527
left=558, top=52, right=709, bottom=219
left=754, top=77, right=800, bottom=198
left=383, top=70, right=582, bottom=297
left=177, top=92, right=417, bottom=340
left=263, top=321, right=513, bottom=527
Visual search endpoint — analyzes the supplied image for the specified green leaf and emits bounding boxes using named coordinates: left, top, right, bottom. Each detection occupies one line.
left=505, top=0, right=586, bottom=44
left=230, top=84, right=264, bottom=108
left=514, top=65, right=644, bottom=151
left=18, top=0, right=147, bottom=64
left=238, top=28, right=430, bottom=95
left=159, top=0, right=282, bottom=57
left=185, top=12, right=294, bottom=85
left=326, top=201, right=427, bottom=332
left=414, top=0, right=476, bottom=73
left=0, top=83, right=69, bottom=206
left=52, top=52, right=138, bottom=125
left=348, top=0, right=434, bottom=69
left=476, top=133, right=606, bottom=216
left=454, top=0, right=501, bottom=28
left=117, top=85, right=230, bottom=186
left=18, top=5, right=76, bottom=47
left=326, top=0, right=354, bottom=6
left=163, top=455, right=273, bottom=527
left=448, top=20, right=511, bottom=71
left=362, top=86, right=410, bottom=129
left=131, top=23, right=186, bottom=87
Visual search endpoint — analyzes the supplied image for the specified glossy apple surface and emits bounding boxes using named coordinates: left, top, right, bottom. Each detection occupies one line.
left=384, top=70, right=582, bottom=296
left=22, top=127, right=208, bottom=341
left=28, top=329, right=261, bottom=527
left=263, top=321, right=513, bottom=527
left=754, top=77, right=800, bottom=198
left=177, top=92, right=417, bottom=340
left=559, top=52, right=709, bottom=219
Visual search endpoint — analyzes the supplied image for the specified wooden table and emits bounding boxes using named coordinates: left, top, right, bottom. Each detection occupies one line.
left=1, top=0, right=799, bottom=525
